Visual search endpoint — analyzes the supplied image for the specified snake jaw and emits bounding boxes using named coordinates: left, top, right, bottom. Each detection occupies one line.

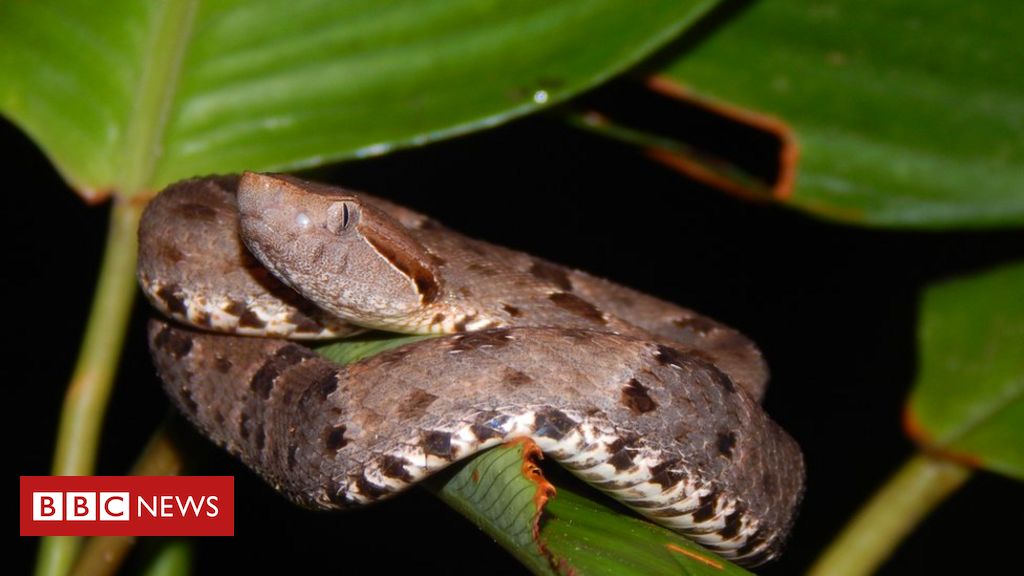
left=237, top=172, right=442, bottom=329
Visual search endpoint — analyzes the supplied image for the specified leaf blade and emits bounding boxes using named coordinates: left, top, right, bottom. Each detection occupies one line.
left=437, top=442, right=753, bottom=575
left=648, top=0, right=1024, bottom=228
left=907, top=261, right=1024, bottom=479
left=1, top=0, right=720, bottom=197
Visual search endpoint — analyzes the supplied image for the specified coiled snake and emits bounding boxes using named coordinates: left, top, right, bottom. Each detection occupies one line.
left=140, top=173, right=804, bottom=565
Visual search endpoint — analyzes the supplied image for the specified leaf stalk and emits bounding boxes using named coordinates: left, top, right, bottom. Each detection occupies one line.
left=808, top=452, right=972, bottom=576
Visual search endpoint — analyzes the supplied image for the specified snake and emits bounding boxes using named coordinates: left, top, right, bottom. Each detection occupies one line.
left=139, top=172, right=804, bottom=566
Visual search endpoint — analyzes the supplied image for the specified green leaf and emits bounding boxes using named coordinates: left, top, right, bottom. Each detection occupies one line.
left=436, top=442, right=752, bottom=576
left=433, top=440, right=557, bottom=574
left=646, top=0, right=1024, bottom=228
left=1, top=0, right=719, bottom=199
left=906, top=261, right=1024, bottom=480
left=542, top=489, right=752, bottom=575
left=316, top=332, right=436, bottom=365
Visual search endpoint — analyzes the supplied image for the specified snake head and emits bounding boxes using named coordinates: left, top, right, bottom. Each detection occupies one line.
left=237, top=172, right=441, bottom=330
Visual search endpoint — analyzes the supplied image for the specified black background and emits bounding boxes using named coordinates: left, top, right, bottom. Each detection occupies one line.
left=9, top=86, right=1023, bottom=574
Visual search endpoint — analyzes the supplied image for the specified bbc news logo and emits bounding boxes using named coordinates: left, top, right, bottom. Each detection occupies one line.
left=33, top=491, right=133, bottom=521
left=20, top=476, right=233, bottom=536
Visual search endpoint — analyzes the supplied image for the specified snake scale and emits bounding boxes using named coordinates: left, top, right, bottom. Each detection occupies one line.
left=140, top=173, right=804, bottom=565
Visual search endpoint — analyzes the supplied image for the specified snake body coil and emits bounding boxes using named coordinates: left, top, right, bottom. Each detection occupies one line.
left=141, top=173, right=804, bottom=565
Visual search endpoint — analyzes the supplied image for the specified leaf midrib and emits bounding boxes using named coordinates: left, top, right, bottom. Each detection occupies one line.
left=119, top=0, right=199, bottom=195
left=935, top=376, right=1024, bottom=448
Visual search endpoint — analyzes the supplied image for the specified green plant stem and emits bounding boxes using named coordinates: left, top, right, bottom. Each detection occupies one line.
left=71, top=419, right=188, bottom=576
left=808, top=452, right=972, bottom=576
left=139, top=539, right=193, bottom=576
left=35, top=199, right=145, bottom=576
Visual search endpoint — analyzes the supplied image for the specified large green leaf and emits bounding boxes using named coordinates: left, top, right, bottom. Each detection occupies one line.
left=1, top=0, right=718, bottom=199
left=646, top=0, right=1024, bottom=228
left=906, top=262, right=1024, bottom=480
left=437, top=442, right=752, bottom=576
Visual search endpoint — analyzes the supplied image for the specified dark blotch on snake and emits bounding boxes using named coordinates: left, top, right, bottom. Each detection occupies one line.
left=156, top=284, right=188, bottom=316
left=470, top=422, right=503, bottom=441
left=529, top=260, right=573, bottom=290
left=355, top=475, right=390, bottom=499
left=469, top=412, right=505, bottom=441
left=708, top=365, right=738, bottom=394
left=362, top=231, right=440, bottom=304
left=648, top=459, right=686, bottom=490
left=504, top=368, right=533, bottom=388
left=450, top=329, right=511, bottom=351
left=654, top=344, right=689, bottom=368
left=413, top=274, right=440, bottom=304
left=193, top=309, right=211, bottom=327
left=606, top=436, right=641, bottom=472
left=397, top=389, right=438, bottom=419
left=250, top=345, right=316, bottom=399
left=717, top=431, right=738, bottom=458
left=548, top=292, right=606, bottom=325
left=692, top=491, right=719, bottom=522
left=159, top=244, right=185, bottom=263
left=720, top=506, right=746, bottom=540
left=213, top=356, right=232, bottom=373
left=324, top=425, right=349, bottom=451
left=621, top=378, right=658, bottom=414
left=452, top=314, right=476, bottom=332
left=502, top=304, right=522, bottom=317
left=223, top=300, right=246, bottom=317
left=379, top=455, right=414, bottom=482
left=287, top=444, right=298, bottom=470
left=324, top=479, right=347, bottom=507
left=276, top=342, right=311, bottom=364
left=533, top=408, right=576, bottom=440
left=607, top=450, right=635, bottom=472
left=311, top=370, right=339, bottom=400
left=736, top=528, right=769, bottom=562
left=287, top=309, right=322, bottom=333
left=238, top=307, right=266, bottom=329
left=423, top=431, right=452, bottom=459
left=154, top=325, right=192, bottom=359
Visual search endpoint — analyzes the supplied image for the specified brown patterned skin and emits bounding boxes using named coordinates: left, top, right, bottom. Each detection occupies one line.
left=150, top=321, right=803, bottom=565
left=142, top=173, right=769, bottom=399
left=138, top=175, right=358, bottom=340
left=139, top=174, right=804, bottom=565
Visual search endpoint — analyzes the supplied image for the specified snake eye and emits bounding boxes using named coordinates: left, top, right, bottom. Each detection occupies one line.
left=326, top=201, right=357, bottom=234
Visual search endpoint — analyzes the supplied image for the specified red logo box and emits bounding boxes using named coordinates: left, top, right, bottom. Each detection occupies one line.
left=20, top=476, right=233, bottom=536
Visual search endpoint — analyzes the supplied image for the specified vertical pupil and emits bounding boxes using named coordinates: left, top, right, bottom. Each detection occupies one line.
left=341, top=203, right=350, bottom=229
